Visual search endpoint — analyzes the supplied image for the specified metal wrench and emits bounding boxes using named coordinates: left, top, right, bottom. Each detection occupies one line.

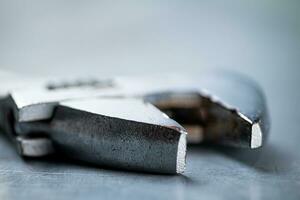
left=0, top=70, right=270, bottom=174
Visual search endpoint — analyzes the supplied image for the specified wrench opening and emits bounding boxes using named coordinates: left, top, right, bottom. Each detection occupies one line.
left=146, top=92, right=252, bottom=147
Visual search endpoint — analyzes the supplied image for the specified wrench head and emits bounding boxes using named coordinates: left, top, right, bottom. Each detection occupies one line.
left=0, top=70, right=269, bottom=174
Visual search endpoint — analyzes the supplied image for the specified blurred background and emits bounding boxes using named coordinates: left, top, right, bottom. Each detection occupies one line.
left=0, top=0, right=299, bottom=200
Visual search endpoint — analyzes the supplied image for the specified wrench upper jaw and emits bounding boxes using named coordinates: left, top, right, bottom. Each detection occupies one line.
left=195, top=95, right=267, bottom=149
left=145, top=88, right=268, bottom=149
left=197, top=71, right=270, bottom=149
left=209, top=102, right=267, bottom=149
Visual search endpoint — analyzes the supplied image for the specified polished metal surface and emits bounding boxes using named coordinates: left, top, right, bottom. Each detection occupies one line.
left=0, top=0, right=299, bottom=199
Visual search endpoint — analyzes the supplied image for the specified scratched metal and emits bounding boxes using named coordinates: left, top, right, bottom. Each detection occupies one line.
left=0, top=1, right=300, bottom=200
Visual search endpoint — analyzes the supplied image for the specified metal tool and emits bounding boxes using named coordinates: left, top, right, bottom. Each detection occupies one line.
left=0, top=70, right=270, bottom=174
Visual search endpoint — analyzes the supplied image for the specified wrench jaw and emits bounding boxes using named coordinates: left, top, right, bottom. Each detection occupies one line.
left=196, top=71, right=270, bottom=149
left=145, top=92, right=253, bottom=147
left=144, top=71, right=269, bottom=149
left=16, top=98, right=187, bottom=174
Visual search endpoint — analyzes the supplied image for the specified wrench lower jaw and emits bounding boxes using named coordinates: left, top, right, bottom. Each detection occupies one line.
left=16, top=105, right=187, bottom=174
left=51, top=106, right=186, bottom=174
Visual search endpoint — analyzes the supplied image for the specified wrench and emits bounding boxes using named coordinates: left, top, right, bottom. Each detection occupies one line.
left=0, top=70, right=270, bottom=174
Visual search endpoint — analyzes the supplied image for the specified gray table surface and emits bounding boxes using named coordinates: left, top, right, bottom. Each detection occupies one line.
left=0, top=1, right=299, bottom=199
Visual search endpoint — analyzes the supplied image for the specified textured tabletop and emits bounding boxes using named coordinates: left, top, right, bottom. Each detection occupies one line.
left=0, top=1, right=299, bottom=199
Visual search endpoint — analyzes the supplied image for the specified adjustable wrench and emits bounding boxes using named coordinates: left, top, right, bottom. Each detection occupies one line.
left=0, top=70, right=270, bottom=174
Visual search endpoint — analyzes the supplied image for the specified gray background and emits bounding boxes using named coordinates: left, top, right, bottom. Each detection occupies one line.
left=0, top=0, right=299, bottom=199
